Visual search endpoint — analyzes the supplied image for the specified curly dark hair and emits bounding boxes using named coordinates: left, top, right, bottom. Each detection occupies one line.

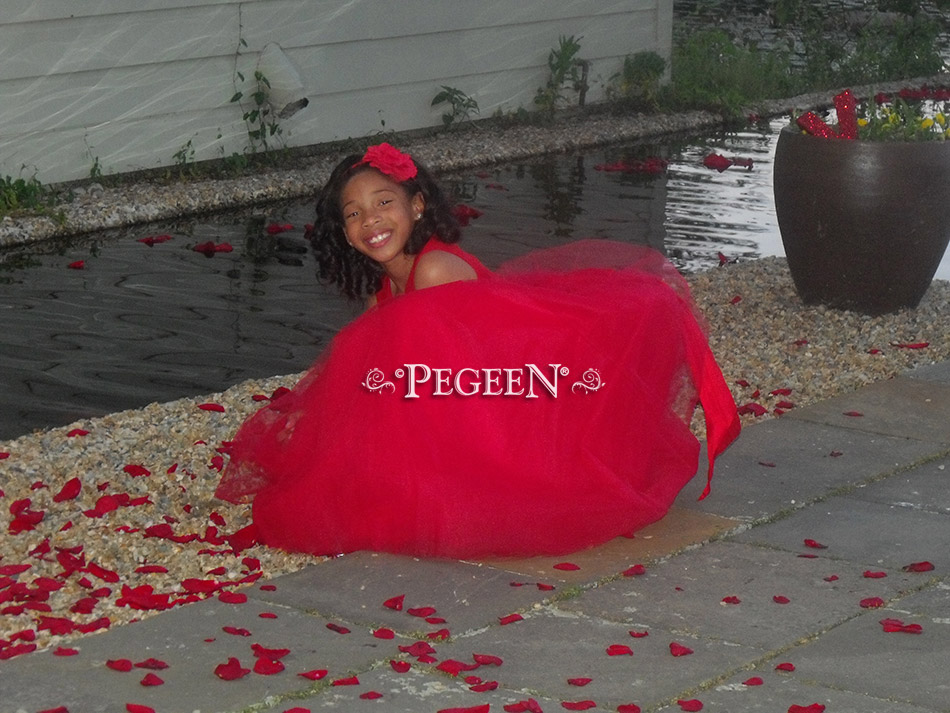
left=309, top=151, right=462, bottom=300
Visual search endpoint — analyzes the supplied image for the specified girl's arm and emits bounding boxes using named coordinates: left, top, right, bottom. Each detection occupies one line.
left=413, top=250, right=478, bottom=290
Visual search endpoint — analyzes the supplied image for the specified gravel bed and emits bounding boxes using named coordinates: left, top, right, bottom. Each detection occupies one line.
left=2, top=77, right=949, bottom=657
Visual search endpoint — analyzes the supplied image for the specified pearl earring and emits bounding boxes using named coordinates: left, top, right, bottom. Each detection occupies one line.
left=415, top=213, right=422, bottom=220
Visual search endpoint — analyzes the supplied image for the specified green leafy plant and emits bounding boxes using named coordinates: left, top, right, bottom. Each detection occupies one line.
left=89, top=157, right=103, bottom=180
left=608, top=51, right=667, bottom=107
left=431, top=86, right=480, bottom=129
left=231, top=69, right=284, bottom=153
left=0, top=172, right=51, bottom=217
left=173, top=138, right=196, bottom=168
left=535, top=35, right=585, bottom=112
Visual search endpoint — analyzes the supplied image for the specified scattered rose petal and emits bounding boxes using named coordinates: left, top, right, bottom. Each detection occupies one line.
left=823, top=575, right=839, bottom=582
left=198, top=402, right=225, bottom=412
left=68, top=260, right=86, bottom=269
left=678, top=699, right=703, bottom=712
left=383, top=594, right=405, bottom=611
left=139, top=673, right=164, bottom=686
left=773, top=595, right=790, bottom=604
left=298, top=669, right=328, bottom=680
left=703, top=153, right=733, bottom=172
left=622, top=564, right=646, bottom=577
left=52, top=478, right=82, bottom=502
left=744, top=676, right=764, bottom=686
left=107, top=658, right=134, bottom=672
left=258, top=612, right=277, bottom=619
left=629, top=629, right=649, bottom=638
left=427, top=628, right=450, bottom=640
left=880, top=617, right=923, bottom=634
left=253, top=657, right=284, bottom=675
left=470, top=681, right=498, bottom=692
left=568, top=677, right=593, bottom=686
left=891, top=342, right=929, bottom=349
left=553, top=562, right=580, bottom=571
left=902, top=561, right=935, bottom=573
left=126, top=704, right=156, bottom=713
left=864, top=571, right=887, bottom=579
left=606, top=644, right=633, bottom=656
left=860, top=597, right=886, bottom=609
left=391, top=660, right=411, bottom=673
left=561, top=702, right=596, bottom=711
left=360, top=691, right=384, bottom=700
left=721, top=596, right=741, bottom=605
left=669, top=642, right=694, bottom=657
left=218, top=591, right=247, bottom=604
left=803, top=539, right=827, bottom=549
left=193, top=241, right=233, bottom=256
left=53, top=646, right=79, bottom=656
left=788, top=705, right=825, bottom=713
left=135, top=658, right=168, bottom=670
left=326, top=622, right=350, bottom=634
left=407, top=606, right=437, bottom=617
left=373, top=628, right=395, bottom=639
left=618, top=706, right=642, bottom=713
left=504, top=700, right=543, bottom=713
left=842, top=411, right=864, bottom=417
left=265, top=223, right=294, bottom=234
left=332, top=675, right=359, bottom=686
left=251, top=644, right=290, bottom=660
left=775, top=662, right=796, bottom=672
left=214, top=657, right=251, bottom=680
left=499, top=613, right=523, bottom=625
left=123, top=464, right=151, bottom=478
left=473, top=653, right=503, bottom=666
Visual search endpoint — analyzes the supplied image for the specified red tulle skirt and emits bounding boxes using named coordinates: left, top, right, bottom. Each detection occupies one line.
left=215, top=241, right=739, bottom=558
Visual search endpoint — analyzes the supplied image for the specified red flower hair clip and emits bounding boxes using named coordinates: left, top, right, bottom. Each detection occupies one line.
left=356, top=143, right=417, bottom=182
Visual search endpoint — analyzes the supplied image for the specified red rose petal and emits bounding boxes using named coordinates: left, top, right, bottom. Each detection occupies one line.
left=891, top=342, right=929, bottom=349
left=107, top=658, right=134, bottom=672
left=68, top=260, right=85, bottom=269
left=620, top=565, right=647, bottom=579
left=902, top=561, right=935, bottom=573
left=53, top=478, right=82, bottom=502
left=553, top=562, right=580, bottom=571
left=126, top=704, right=156, bottom=713
left=628, top=629, right=649, bottom=638
left=722, top=596, right=741, bottom=605
left=678, top=700, right=703, bottom=712
left=390, top=660, right=411, bottom=673
left=360, top=691, right=384, bottom=699
left=327, top=622, right=350, bottom=634
left=139, top=673, right=164, bottom=686
left=843, top=411, right=864, bottom=417
left=332, top=675, right=359, bottom=686
left=863, top=570, right=887, bottom=579
left=53, top=646, right=79, bottom=656
left=222, top=625, right=251, bottom=636
left=606, top=644, right=633, bottom=656
left=198, top=402, right=225, bottom=412
left=499, top=613, right=523, bottom=625
left=504, top=700, right=543, bottom=713
left=567, top=677, right=593, bottom=686
left=773, top=595, right=790, bottom=604
left=438, top=706, right=490, bottom=713
left=470, top=681, right=498, bottom=692
left=251, top=644, right=290, bottom=660
left=744, top=676, right=764, bottom=686
left=135, top=657, right=168, bottom=670
left=298, top=668, right=328, bottom=680
left=775, top=662, right=796, bottom=671
left=472, top=653, right=503, bottom=666
left=617, top=706, right=642, bottom=713
left=373, top=628, right=395, bottom=639
left=561, top=702, right=596, bottom=711
left=407, top=606, right=437, bottom=617
left=259, top=612, right=277, bottom=619
left=214, top=657, right=250, bottom=680
left=383, top=594, right=405, bottom=611
left=803, top=539, right=827, bottom=549
left=253, top=657, right=284, bottom=675
left=824, top=574, right=839, bottom=582
left=788, top=705, right=826, bottom=713
left=880, top=617, right=923, bottom=634
left=669, top=642, right=694, bottom=657
left=860, top=597, right=885, bottom=609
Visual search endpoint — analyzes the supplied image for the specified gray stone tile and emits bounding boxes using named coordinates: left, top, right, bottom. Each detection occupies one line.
left=905, top=359, right=950, bottom=384
left=249, top=551, right=557, bottom=637
left=0, top=596, right=394, bottom=713
left=256, top=665, right=565, bottom=712
left=654, top=671, right=938, bottom=712
left=847, top=454, right=950, bottom=514
left=729, top=495, right=950, bottom=571
left=420, top=608, right=763, bottom=710
left=761, top=583, right=950, bottom=711
left=784, top=376, right=950, bottom=444
left=677, top=418, right=940, bottom=522
left=557, top=541, right=923, bottom=650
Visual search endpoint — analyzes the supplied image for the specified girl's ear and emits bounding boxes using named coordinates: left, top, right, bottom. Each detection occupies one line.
left=411, top=192, right=425, bottom=220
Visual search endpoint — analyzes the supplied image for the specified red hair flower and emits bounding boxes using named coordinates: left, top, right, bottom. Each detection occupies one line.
left=358, top=143, right=417, bottom=182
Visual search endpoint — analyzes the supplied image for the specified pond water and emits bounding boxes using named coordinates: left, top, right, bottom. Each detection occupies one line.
left=1, top=117, right=948, bottom=441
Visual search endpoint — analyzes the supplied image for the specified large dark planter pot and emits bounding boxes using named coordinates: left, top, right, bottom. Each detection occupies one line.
left=773, top=127, right=950, bottom=315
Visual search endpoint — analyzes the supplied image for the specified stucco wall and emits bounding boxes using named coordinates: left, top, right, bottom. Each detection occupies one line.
left=0, top=1, right=672, bottom=185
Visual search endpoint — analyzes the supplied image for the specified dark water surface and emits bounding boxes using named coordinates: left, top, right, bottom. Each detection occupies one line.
left=2, top=118, right=947, bottom=441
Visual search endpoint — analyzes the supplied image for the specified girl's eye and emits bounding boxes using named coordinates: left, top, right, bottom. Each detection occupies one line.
left=379, top=199, right=392, bottom=207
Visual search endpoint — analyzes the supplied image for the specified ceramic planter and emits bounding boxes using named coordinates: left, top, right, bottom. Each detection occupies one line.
left=772, top=127, right=950, bottom=315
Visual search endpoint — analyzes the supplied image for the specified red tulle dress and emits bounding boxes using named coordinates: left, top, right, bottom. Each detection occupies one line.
left=215, top=238, right=740, bottom=558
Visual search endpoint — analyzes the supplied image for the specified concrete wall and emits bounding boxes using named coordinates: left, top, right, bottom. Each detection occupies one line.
left=0, top=1, right=672, bottom=185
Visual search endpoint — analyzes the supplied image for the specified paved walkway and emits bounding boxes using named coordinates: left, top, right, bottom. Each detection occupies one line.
left=4, top=362, right=950, bottom=713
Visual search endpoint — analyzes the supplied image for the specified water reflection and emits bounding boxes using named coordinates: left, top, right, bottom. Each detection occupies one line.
left=1, top=119, right=948, bottom=440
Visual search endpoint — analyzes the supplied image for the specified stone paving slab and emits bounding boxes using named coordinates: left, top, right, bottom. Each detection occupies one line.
left=413, top=608, right=764, bottom=711
left=657, top=670, right=940, bottom=713
left=676, top=417, right=943, bottom=521
left=1, top=595, right=390, bottom=713
left=845, top=453, right=950, bottom=514
left=905, top=360, right=950, bottom=383
left=762, top=584, right=950, bottom=711
left=729, top=488, right=950, bottom=572
left=784, top=376, right=950, bottom=444
left=556, top=540, right=925, bottom=650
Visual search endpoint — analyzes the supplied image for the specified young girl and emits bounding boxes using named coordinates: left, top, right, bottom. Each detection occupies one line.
left=216, top=143, right=740, bottom=559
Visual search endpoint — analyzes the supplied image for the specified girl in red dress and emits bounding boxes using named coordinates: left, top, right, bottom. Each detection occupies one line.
left=216, top=143, right=740, bottom=558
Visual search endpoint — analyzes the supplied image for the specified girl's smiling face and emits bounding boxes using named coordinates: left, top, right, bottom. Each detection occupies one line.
left=340, top=169, right=424, bottom=272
